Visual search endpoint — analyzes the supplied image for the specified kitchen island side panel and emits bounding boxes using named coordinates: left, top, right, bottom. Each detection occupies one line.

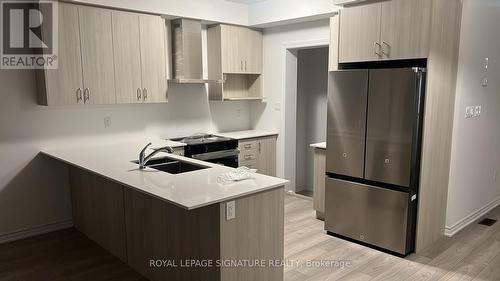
left=220, top=187, right=285, bottom=281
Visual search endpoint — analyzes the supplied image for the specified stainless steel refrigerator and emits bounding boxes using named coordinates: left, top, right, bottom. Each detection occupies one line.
left=325, top=67, right=426, bottom=256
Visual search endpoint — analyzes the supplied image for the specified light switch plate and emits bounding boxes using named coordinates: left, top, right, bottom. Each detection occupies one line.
left=226, top=201, right=236, bottom=220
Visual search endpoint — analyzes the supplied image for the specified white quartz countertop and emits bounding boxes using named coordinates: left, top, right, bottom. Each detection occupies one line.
left=41, top=139, right=288, bottom=210
left=310, top=142, right=326, bottom=149
left=215, top=130, right=278, bottom=140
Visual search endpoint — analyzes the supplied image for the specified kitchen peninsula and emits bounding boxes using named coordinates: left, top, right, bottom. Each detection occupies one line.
left=42, top=139, right=288, bottom=281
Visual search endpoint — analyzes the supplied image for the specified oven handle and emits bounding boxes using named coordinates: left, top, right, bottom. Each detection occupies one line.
left=191, top=149, right=240, bottom=161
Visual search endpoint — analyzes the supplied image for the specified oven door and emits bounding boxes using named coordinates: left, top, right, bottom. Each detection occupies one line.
left=191, top=149, right=240, bottom=168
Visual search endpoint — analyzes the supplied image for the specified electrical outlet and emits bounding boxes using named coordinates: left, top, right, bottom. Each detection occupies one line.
left=465, top=106, right=475, bottom=118
left=474, top=105, right=482, bottom=117
left=274, top=102, right=281, bottom=111
left=482, top=78, right=488, bottom=87
left=226, top=201, right=236, bottom=220
left=104, top=117, right=111, bottom=128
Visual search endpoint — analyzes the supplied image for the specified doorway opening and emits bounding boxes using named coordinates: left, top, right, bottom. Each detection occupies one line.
left=283, top=44, right=329, bottom=196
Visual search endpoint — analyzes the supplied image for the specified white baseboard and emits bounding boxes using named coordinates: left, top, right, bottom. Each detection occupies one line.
left=0, top=220, right=73, bottom=244
left=445, top=197, right=500, bottom=237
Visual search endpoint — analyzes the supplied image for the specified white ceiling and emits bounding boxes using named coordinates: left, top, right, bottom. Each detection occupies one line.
left=225, top=0, right=268, bottom=4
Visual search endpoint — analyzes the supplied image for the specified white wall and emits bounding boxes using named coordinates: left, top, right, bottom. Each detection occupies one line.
left=248, top=0, right=337, bottom=27
left=446, top=0, right=500, bottom=234
left=0, top=77, right=250, bottom=239
left=295, top=48, right=328, bottom=192
left=73, top=0, right=249, bottom=25
left=250, top=19, right=330, bottom=186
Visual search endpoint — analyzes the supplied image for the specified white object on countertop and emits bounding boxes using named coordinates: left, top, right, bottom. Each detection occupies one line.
left=218, top=167, right=258, bottom=184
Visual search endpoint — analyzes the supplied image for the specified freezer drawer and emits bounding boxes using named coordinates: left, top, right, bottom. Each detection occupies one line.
left=326, top=70, right=368, bottom=178
left=325, top=178, right=410, bottom=255
left=365, top=68, right=419, bottom=187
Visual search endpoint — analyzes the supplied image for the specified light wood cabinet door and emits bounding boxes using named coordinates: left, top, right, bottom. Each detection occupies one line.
left=380, top=0, right=432, bottom=60
left=221, top=25, right=244, bottom=73
left=257, top=136, right=277, bottom=176
left=245, top=29, right=262, bottom=74
left=328, top=15, right=340, bottom=71
left=78, top=6, right=116, bottom=105
left=112, top=11, right=143, bottom=104
left=339, top=3, right=382, bottom=63
left=313, top=148, right=326, bottom=217
left=41, top=3, right=83, bottom=105
left=139, top=15, right=167, bottom=103
left=70, top=168, right=127, bottom=262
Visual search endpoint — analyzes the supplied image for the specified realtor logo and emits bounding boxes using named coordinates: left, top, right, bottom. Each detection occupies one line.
left=1, top=1, right=58, bottom=69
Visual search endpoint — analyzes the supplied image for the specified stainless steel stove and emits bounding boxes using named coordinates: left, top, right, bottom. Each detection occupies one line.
left=170, top=134, right=239, bottom=167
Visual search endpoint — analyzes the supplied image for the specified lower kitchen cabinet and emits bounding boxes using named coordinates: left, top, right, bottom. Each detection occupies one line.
left=69, top=166, right=284, bottom=281
left=238, top=135, right=277, bottom=177
left=69, top=167, right=127, bottom=262
left=312, top=147, right=326, bottom=220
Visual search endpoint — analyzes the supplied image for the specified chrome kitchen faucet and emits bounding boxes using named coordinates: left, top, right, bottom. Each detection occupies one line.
left=139, top=143, right=174, bottom=169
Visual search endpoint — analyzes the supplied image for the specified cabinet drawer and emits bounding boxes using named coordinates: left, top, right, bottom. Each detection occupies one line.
left=239, top=149, right=258, bottom=162
left=239, top=160, right=257, bottom=169
left=238, top=139, right=258, bottom=151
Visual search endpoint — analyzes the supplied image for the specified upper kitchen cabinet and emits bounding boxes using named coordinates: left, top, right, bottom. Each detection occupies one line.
left=339, top=3, right=382, bottom=63
left=328, top=15, right=340, bottom=72
left=78, top=6, right=116, bottom=105
left=244, top=28, right=263, bottom=74
left=37, top=3, right=84, bottom=106
left=112, top=12, right=168, bottom=104
left=338, top=0, right=432, bottom=63
left=207, top=24, right=263, bottom=101
left=218, top=25, right=262, bottom=74
left=111, top=11, right=143, bottom=104
left=138, top=15, right=168, bottom=103
left=37, top=3, right=168, bottom=106
left=379, top=0, right=432, bottom=60
left=38, top=4, right=115, bottom=105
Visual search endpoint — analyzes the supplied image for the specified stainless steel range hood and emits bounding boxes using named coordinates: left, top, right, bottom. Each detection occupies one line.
left=168, top=18, right=221, bottom=84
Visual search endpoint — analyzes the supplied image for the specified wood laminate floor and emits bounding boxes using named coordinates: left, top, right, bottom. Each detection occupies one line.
left=284, top=195, right=500, bottom=281
left=0, top=228, right=146, bottom=281
left=1, top=195, right=499, bottom=281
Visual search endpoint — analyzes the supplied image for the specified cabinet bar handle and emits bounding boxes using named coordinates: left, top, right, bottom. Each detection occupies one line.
left=83, top=88, right=90, bottom=103
left=245, top=60, right=247, bottom=71
left=137, top=88, right=142, bottom=101
left=244, top=144, right=252, bottom=149
left=240, top=60, right=243, bottom=71
left=382, top=41, right=390, bottom=57
left=143, top=88, right=148, bottom=101
left=374, top=42, right=382, bottom=57
left=76, top=88, right=82, bottom=103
